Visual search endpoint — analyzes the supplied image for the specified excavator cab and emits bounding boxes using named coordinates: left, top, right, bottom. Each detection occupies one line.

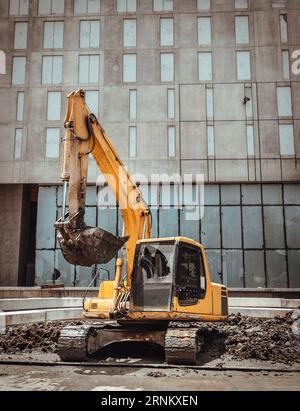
left=128, top=237, right=228, bottom=319
left=131, top=238, right=206, bottom=313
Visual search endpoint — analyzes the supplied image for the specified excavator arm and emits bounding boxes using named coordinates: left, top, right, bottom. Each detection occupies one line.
left=55, top=89, right=151, bottom=287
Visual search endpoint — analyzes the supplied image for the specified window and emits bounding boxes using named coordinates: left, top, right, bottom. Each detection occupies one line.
left=80, top=21, right=100, bottom=48
left=43, top=21, right=64, bottom=49
left=153, top=0, right=173, bottom=12
left=117, top=0, right=136, bottom=12
left=80, top=59, right=98, bottom=85
left=198, top=52, right=212, bottom=81
left=38, top=0, right=64, bottom=14
left=207, top=126, right=215, bottom=156
left=47, top=91, right=61, bottom=120
left=245, top=87, right=253, bottom=118
left=280, top=14, right=288, bottom=43
left=14, top=129, right=22, bottom=158
left=161, top=53, right=174, bottom=82
left=79, top=55, right=100, bottom=83
left=12, top=57, right=26, bottom=84
left=277, top=87, right=292, bottom=117
left=160, top=18, right=174, bottom=47
left=235, top=0, right=248, bottom=9
left=9, top=0, right=29, bottom=15
left=236, top=51, right=251, bottom=80
left=14, top=22, right=28, bottom=49
left=197, top=0, right=210, bottom=10
left=246, top=125, right=254, bottom=156
left=206, top=88, right=214, bottom=120
left=42, top=56, right=62, bottom=84
left=129, top=89, right=137, bottom=120
left=16, top=92, right=24, bottom=121
left=235, top=16, right=249, bottom=44
left=282, top=50, right=290, bottom=80
left=198, top=17, right=211, bottom=46
left=123, top=19, right=137, bottom=47
left=85, top=90, right=99, bottom=116
left=46, top=128, right=60, bottom=158
left=129, top=126, right=137, bottom=157
left=176, top=244, right=206, bottom=305
left=167, top=89, right=175, bottom=119
left=279, top=124, right=295, bottom=155
left=123, top=54, right=136, bottom=82
left=168, top=126, right=176, bottom=157
left=134, top=243, right=175, bottom=286
left=75, top=0, right=101, bottom=13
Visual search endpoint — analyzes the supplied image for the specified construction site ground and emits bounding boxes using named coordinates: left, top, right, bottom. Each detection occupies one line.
left=0, top=361, right=299, bottom=391
left=0, top=313, right=299, bottom=391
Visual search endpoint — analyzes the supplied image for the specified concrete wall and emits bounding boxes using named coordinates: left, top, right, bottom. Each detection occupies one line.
left=0, top=0, right=299, bottom=183
left=0, top=185, right=23, bottom=285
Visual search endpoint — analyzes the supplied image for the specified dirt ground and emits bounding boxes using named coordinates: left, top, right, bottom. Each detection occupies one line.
left=0, top=363, right=299, bottom=391
left=0, top=313, right=299, bottom=365
left=0, top=313, right=299, bottom=391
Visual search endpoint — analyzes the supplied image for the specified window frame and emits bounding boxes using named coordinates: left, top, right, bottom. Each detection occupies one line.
left=78, top=54, right=100, bottom=84
left=38, top=0, right=65, bottom=15
left=79, top=20, right=101, bottom=49
left=175, top=242, right=207, bottom=306
left=43, top=21, right=64, bottom=49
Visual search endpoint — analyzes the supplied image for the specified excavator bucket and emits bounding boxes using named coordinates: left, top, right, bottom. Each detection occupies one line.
left=55, top=217, right=128, bottom=267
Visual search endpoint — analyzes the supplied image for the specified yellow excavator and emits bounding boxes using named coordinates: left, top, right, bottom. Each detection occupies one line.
left=55, top=89, right=228, bottom=364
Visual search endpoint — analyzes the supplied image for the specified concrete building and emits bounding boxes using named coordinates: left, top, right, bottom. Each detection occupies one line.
left=0, top=0, right=299, bottom=289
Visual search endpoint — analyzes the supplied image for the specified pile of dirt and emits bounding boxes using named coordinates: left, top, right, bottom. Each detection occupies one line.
left=0, top=313, right=299, bottom=364
left=199, top=311, right=300, bottom=364
left=0, top=320, right=85, bottom=354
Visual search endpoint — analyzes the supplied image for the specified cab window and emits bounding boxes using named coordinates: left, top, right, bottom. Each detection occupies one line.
left=176, top=243, right=206, bottom=306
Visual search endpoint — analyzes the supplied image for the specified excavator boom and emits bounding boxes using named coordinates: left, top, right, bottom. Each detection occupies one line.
left=55, top=90, right=151, bottom=286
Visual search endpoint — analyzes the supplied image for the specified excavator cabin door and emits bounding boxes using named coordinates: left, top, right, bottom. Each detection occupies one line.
left=174, top=242, right=213, bottom=315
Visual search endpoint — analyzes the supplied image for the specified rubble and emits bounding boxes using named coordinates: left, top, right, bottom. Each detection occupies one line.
left=0, top=320, right=85, bottom=353
left=200, top=312, right=300, bottom=364
left=0, top=313, right=299, bottom=365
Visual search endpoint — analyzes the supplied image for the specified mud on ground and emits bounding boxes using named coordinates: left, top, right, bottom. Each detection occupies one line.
left=0, top=313, right=299, bottom=365
left=198, top=312, right=300, bottom=365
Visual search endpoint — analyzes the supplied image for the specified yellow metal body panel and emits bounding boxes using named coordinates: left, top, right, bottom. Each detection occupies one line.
left=83, top=237, right=228, bottom=322
left=97, top=280, right=115, bottom=299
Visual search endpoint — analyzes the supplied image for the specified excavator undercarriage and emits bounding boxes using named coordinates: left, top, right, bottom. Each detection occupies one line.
left=57, top=321, right=204, bottom=365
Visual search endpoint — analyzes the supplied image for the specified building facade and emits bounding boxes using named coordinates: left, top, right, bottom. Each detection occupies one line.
left=0, top=0, right=299, bottom=288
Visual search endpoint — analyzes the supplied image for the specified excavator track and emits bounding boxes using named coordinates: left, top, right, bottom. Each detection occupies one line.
left=165, top=322, right=204, bottom=365
left=57, top=321, right=205, bottom=365
left=57, top=324, right=105, bottom=362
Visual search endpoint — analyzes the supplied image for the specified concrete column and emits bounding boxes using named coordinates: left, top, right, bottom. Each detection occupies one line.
left=0, top=184, right=24, bottom=285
